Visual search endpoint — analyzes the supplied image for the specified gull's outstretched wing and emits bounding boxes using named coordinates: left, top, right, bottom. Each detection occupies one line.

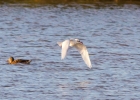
left=60, top=40, right=70, bottom=59
left=74, top=43, right=92, bottom=68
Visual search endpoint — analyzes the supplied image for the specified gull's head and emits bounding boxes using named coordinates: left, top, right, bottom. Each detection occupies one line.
left=75, top=39, right=83, bottom=44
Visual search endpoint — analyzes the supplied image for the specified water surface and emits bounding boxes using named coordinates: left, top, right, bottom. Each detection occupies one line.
left=0, top=2, right=140, bottom=100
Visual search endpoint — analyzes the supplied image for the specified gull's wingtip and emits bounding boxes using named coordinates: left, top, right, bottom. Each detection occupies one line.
left=61, top=57, right=64, bottom=60
left=89, top=65, right=92, bottom=69
left=57, top=42, right=62, bottom=47
left=87, top=64, right=92, bottom=69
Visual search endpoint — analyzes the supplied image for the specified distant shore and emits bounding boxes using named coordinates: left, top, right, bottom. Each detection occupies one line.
left=0, top=0, right=140, bottom=5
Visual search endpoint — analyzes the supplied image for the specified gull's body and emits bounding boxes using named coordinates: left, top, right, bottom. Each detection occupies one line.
left=57, top=39, right=92, bottom=68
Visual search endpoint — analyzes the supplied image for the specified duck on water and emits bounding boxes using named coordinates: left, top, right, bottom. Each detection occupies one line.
left=7, top=57, right=32, bottom=64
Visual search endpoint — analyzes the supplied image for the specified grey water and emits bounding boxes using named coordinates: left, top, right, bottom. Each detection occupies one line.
left=0, top=3, right=140, bottom=100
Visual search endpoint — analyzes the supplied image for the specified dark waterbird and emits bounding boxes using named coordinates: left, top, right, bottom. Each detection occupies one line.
left=7, top=57, right=31, bottom=64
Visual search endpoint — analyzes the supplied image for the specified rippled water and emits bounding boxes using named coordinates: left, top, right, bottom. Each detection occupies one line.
left=0, top=4, right=140, bottom=100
